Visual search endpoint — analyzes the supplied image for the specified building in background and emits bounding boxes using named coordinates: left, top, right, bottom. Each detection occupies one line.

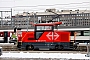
left=12, top=9, right=90, bottom=28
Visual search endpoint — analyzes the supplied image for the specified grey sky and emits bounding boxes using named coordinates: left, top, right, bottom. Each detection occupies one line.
left=0, top=0, right=90, bottom=15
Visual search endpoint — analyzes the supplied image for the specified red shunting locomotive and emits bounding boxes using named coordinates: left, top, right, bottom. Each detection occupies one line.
left=16, top=22, right=77, bottom=50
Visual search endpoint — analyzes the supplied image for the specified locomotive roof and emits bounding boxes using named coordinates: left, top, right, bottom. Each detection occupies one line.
left=33, top=22, right=62, bottom=26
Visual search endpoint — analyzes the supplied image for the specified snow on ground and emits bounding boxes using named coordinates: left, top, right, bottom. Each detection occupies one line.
left=0, top=52, right=90, bottom=59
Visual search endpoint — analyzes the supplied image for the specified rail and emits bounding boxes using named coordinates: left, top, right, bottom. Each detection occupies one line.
left=0, top=43, right=88, bottom=51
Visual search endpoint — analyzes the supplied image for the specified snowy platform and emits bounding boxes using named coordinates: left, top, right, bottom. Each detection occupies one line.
left=0, top=52, right=90, bottom=59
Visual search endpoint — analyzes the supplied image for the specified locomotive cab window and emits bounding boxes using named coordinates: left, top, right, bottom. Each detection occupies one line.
left=36, top=26, right=53, bottom=31
left=35, top=26, right=53, bottom=40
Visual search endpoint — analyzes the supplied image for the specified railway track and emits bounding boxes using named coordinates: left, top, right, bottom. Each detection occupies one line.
left=0, top=45, right=87, bottom=51
left=0, top=45, right=18, bottom=51
left=0, top=43, right=87, bottom=51
left=2, top=50, right=87, bottom=54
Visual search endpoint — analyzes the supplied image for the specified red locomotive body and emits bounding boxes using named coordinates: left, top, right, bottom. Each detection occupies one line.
left=17, top=22, right=76, bottom=50
left=21, top=31, right=70, bottom=43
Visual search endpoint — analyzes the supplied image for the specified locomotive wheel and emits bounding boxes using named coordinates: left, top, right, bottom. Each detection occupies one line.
left=55, top=45, right=59, bottom=50
left=59, top=45, right=64, bottom=50
left=73, top=45, right=77, bottom=50
left=26, top=45, right=34, bottom=50
left=55, top=45, right=63, bottom=50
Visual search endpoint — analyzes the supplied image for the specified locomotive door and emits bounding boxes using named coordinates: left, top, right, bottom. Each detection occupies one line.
left=35, top=31, right=47, bottom=49
left=35, top=25, right=53, bottom=49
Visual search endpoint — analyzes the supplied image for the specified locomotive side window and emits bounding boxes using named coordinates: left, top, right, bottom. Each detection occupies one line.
left=45, top=26, right=52, bottom=30
left=70, top=31, right=90, bottom=36
left=35, top=32, right=43, bottom=40
left=36, top=26, right=52, bottom=31
left=76, top=31, right=81, bottom=36
left=35, top=25, right=53, bottom=40
left=37, top=26, right=44, bottom=30
left=0, top=32, right=3, bottom=37
left=84, top=31, right=90, bottom=36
